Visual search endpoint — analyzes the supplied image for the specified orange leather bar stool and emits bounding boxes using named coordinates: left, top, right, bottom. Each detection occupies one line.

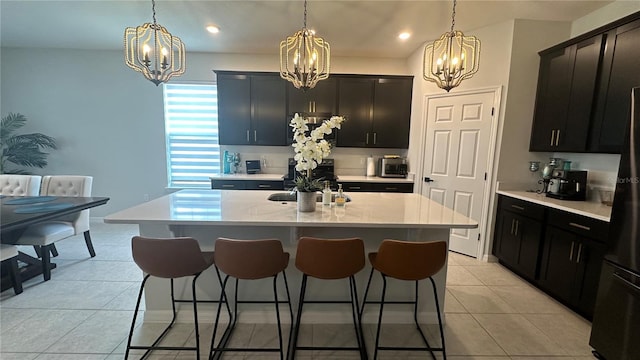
left=289, top=237, right=368, bottom=360
left=209, top=238, right=293, bottom=360
left=361, top=239, right=448, bottom=360
left=125, top=236, right=224, bottom=360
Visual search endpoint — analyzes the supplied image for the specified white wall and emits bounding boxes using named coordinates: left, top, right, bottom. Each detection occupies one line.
left=571, top=0, right=640, bottom=37
left=0, top=48, right=407, bottom=216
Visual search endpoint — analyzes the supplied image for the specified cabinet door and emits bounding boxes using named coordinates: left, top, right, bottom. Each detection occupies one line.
left=336, top=77, right=374, bottom=147
left=574, top=239, right=606, bottom=318
left=251, top=75, right=287, bottom=146
left=562, top=35, right=603, bottom=152
left=530, top=47, right=572, bottom=151
left=539, top=227, right=579, bottom=303
left=371, top=78, right=412, bottom=148
left=591, top=19, right=640, bottom=153
left=494, top=210, right=521, bottom=268
left=287, top=77, right=337, bottom=116
left=516, top=215, right=543, bottom=280
left=217, top=73, right=251, bottom=145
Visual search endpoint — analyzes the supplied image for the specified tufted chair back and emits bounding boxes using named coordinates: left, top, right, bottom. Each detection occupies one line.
left=40, top=175, right=93, bottom=233
left=0, top=175, right=42, bottom=196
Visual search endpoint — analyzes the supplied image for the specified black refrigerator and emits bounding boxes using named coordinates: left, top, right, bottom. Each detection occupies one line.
left=589, top=88, right=640, bottom=360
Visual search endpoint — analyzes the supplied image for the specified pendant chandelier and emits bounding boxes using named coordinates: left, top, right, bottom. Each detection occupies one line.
left=423, top=0, right=480, bottom=92
left=124, top=0, right=186, bottom=86
left=279, top=0, right=330, bottom=91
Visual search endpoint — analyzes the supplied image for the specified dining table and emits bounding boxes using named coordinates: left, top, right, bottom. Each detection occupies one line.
left=0, top=195, right=110, bottom=291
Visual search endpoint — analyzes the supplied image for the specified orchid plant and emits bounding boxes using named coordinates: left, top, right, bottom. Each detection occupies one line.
left=290, top=113, right=345, bottom=192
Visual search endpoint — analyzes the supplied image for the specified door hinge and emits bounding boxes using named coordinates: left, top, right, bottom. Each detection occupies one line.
left=491, top=107, right=495, bottom=116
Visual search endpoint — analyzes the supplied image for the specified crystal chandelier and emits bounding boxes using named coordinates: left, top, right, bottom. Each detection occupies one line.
left=279, top=0, right=330, bottom=91
left=423, top=0, right=480, bottom=92
left=124, top=0, right=186, bottom=86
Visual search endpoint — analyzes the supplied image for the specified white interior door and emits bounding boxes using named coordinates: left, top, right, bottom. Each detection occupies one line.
left=421, top=90, right=497, bottom=257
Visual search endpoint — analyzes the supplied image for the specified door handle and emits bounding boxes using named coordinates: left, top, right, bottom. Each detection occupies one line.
left=569, top=241, right=575, bottom=262
left=246, top=130, right=250, bottom=142
left=510, top=219, right=515, bottom=235
left=373, top=132, right=377, bottom=144
left=366, top=132, right=369, bottom=145
left=555, top=129, right=560, bottom=146
left=254, top=130, right=257, bottom=142
left=576, top=243, right=583, bottom=263
left=514, top=220, right=519, bottom=236
left=424, top=177, right=434, bottom=183
left=550, top=130, right=556, bottom=146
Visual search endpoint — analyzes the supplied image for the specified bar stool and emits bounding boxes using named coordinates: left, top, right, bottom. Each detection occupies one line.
left=361, top=239, right=447, bottom=360
left=125, top=236, right=224, bottom=360
left=289, top=237, right=367, bottom=360
left=209, top=238, right=293, bottom=360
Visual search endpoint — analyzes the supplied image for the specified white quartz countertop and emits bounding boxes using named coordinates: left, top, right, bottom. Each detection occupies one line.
left=210, top=173, right=284, bottom=181
left=105, top=189, right=477, bottom=229
left=496, top=190, right=612, bottom=222
left=336, top=175, right=414, bottom=183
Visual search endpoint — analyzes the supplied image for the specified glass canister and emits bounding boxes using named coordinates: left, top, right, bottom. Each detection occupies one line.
left=563, top=160, right=572, bottom=171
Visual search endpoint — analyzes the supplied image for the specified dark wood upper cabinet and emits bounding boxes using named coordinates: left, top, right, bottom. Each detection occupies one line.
left=530, top=35, right=603, bottom=152
left=287, top=78, right=337, bottom=116
left=216, top=71, right=287, bottom=146
left=590, top=19, right=640, bottom=153
left=336, top=75, right=413, bottom=148
left=530, top=12, right=640, bottom=154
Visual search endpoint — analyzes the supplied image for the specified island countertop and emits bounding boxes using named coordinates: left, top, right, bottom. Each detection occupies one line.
left=105, top=189, right=477, bottom=229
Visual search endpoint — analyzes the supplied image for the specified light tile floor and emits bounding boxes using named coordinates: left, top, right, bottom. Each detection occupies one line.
left=0, top=221, right=596, bottom=359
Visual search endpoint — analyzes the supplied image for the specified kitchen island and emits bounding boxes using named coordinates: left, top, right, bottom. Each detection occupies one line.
left=105, top=189, right=477, bottom=324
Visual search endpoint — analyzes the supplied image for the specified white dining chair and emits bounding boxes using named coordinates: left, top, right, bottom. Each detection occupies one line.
left=15, top=175, right=95, bottom=281
left=0, top=174, right=42, bottom=196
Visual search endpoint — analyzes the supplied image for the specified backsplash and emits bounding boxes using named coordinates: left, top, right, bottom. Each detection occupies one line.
left=551, top=152, right=620, bottom=200
left=220, top=145, right=408, bottom=177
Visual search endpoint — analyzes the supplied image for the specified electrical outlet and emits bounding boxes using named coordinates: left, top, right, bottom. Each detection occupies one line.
left=143, top=194, right=149, bottom=201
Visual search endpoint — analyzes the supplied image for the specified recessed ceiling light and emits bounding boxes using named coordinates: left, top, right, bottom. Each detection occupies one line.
left=398, top=32, right=411, bottom=40
left=206, top=25, right=220, bottom=34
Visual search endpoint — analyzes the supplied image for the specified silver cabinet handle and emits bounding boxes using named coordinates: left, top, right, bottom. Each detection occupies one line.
left=350, top=186, right=361, bottom=190
left=576, top=243, right=583, bottom=263
left=366, top=133, right=369, bottom=145
left=555, top=129, right=560, bottom=146
left=373, top=132, right=377, bottom=144
left=385, top=187, right=398, bottom=190
left=511, top=204, right=525, bottom=211
left=511, top=219, right=515, bottom=235
left=569, top=241, right=575, bottom=261
left=569, top=222, right=591, bottom=231
left=514, top=220, right=519, bottom=236
left=258, top=184, right=271, bottom=188
left=550, top=130, right=556, bottom=146
left=309, top=101, right=312, bottom=112
left=254, top=130, right=257, bottom=142
left=222, top=184, right=235, bottom=188
left=246, top=130, right=250, bottom=142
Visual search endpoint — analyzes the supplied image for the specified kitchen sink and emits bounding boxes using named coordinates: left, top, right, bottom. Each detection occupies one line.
left=267, top=192, right=351, bottom=202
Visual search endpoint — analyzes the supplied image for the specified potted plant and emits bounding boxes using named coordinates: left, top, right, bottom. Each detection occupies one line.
left=1, top=113, right=57, bottom=174
left=290, top=113, right=344, bottom=212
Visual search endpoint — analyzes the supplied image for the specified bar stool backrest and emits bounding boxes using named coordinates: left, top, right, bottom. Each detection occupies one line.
left=132, top=236, right=211, bottom=278
left=296, top=237, right=365, bottom=279
left=214, top=238, right=289, bottom=279
left=376, top=240, right=447, bottom=280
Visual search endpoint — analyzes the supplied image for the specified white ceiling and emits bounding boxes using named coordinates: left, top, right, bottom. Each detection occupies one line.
left=1, top=0, right=613, bottom=58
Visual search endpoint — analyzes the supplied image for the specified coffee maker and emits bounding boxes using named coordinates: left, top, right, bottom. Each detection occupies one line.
left=547, top=170, right=588, bottom=201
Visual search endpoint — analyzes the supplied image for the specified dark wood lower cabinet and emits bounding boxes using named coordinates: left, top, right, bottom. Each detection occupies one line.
left=493, top=195, right=609, bottom=319
left=538, top=226, right=606, bottom=319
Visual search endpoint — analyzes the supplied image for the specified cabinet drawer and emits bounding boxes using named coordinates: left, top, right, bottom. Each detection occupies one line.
left=498, top=195, right=545, bottom=221
left=342, top=183, right=373, bottom=192
left=211, top=180, right=246, bottom=190
left=244, top=180, right=284, bottom=190
left=547, top=208, right=609, bottom=241
left=371, top=182, right=414, bottom=193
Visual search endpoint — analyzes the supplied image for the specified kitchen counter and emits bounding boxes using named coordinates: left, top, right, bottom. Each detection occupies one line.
left=209, top=173, right=284, bottom=181
left=496, top=189, right=612, bottom=222
left=105, top=189, right=477, bottom=325
left=337, top=175, right=414, bottom=183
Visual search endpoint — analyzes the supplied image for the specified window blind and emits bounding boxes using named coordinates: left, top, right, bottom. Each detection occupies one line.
left=163, top=83, right=219, bottom=188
